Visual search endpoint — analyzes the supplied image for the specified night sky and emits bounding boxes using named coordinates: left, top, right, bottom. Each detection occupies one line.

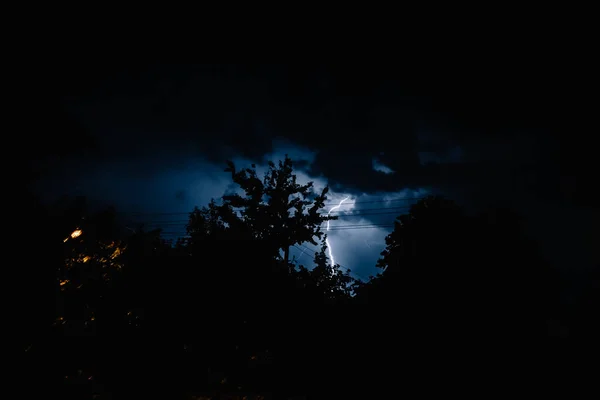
left=30, top=63, right=597, bottom=279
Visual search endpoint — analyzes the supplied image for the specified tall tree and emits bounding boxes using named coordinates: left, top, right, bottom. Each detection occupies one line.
left=376, top=195, right=462, bottom=279
left=189, top=156, right=336, bottom=265
left=366, top=196, right=552, bottom=367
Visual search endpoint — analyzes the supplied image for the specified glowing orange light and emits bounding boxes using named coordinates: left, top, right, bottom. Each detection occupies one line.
left=59, top=280, right=69, bottom=286
left=70, top=229, right=82, bottom=239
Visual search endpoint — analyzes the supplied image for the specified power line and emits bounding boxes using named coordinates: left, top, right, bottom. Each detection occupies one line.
left=121, top=197, right=411, bottom=261
left=323, top=196, right=426, bottom=206
left=138, top=220, right=400, bottom=236
left=293, top=245, right=354, bottom=278
left=291, top=244, right=367, bottom=281
left=329, top=208, right=411, bottom=217
left=157, top=223, right=397, bottom=239
left=157, top=223, right=395, bottom=239
left=329, top=224, right=395, bottom=230
left=156, top=224, right=395, bottom=236
left=329, top=204, right=412, bottom=213
left=130, top=213, right=403, bottom=226
left=121, top=206, right=415, bottom=224
left=116, top=196, right=427, bottom=216
left=144, top=220, right=398, bottom=231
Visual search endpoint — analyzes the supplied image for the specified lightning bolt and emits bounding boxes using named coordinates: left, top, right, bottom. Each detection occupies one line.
left=325, top=196, right=350, bottom=266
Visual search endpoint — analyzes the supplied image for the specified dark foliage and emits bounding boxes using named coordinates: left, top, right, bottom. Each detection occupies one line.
left=20, top=158, right=599, bottom=399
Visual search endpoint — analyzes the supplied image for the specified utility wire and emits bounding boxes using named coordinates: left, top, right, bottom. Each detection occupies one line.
left=120, top=206, right=416, bottom=224
left=323, top=196, right=426, bottom=206
left=292, top=244, right=368, bottom=281
left=156, top=222, right=396, bottom=232
left=137, top=217, right=401, bottom=234
left=143, top=220, right=398, bottom=233
left=116, top=196, right=427, bottom=216
left=120, top=196, right=414, bottom=271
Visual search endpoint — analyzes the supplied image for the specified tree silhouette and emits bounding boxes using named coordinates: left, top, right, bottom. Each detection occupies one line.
left=36, top=161, right=577, bottom=398
left=220, top=155, right=335, bottom=265
left=177, top=157, right=367, bottom=397
left=349, top=195, right=556, bottom=392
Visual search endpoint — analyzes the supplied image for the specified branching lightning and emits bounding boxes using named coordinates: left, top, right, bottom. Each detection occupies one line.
left=325, top=196, right=350, bottom=266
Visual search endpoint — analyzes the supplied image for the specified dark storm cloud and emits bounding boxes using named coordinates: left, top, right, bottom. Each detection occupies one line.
left=248, top=66, right=548, bottom=205
left=54, top=65, right=425, bottom=199
left=55, top=63, right=536, bottom=199
left=43, top=63, right=597, bottom=270
left=60, top=64, right=277, bottom=166
left=51, top=63, right=593, bottom=185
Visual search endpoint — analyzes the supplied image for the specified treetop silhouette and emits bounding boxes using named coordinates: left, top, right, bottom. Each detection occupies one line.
left=189, top=155, right=336, bottom=265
